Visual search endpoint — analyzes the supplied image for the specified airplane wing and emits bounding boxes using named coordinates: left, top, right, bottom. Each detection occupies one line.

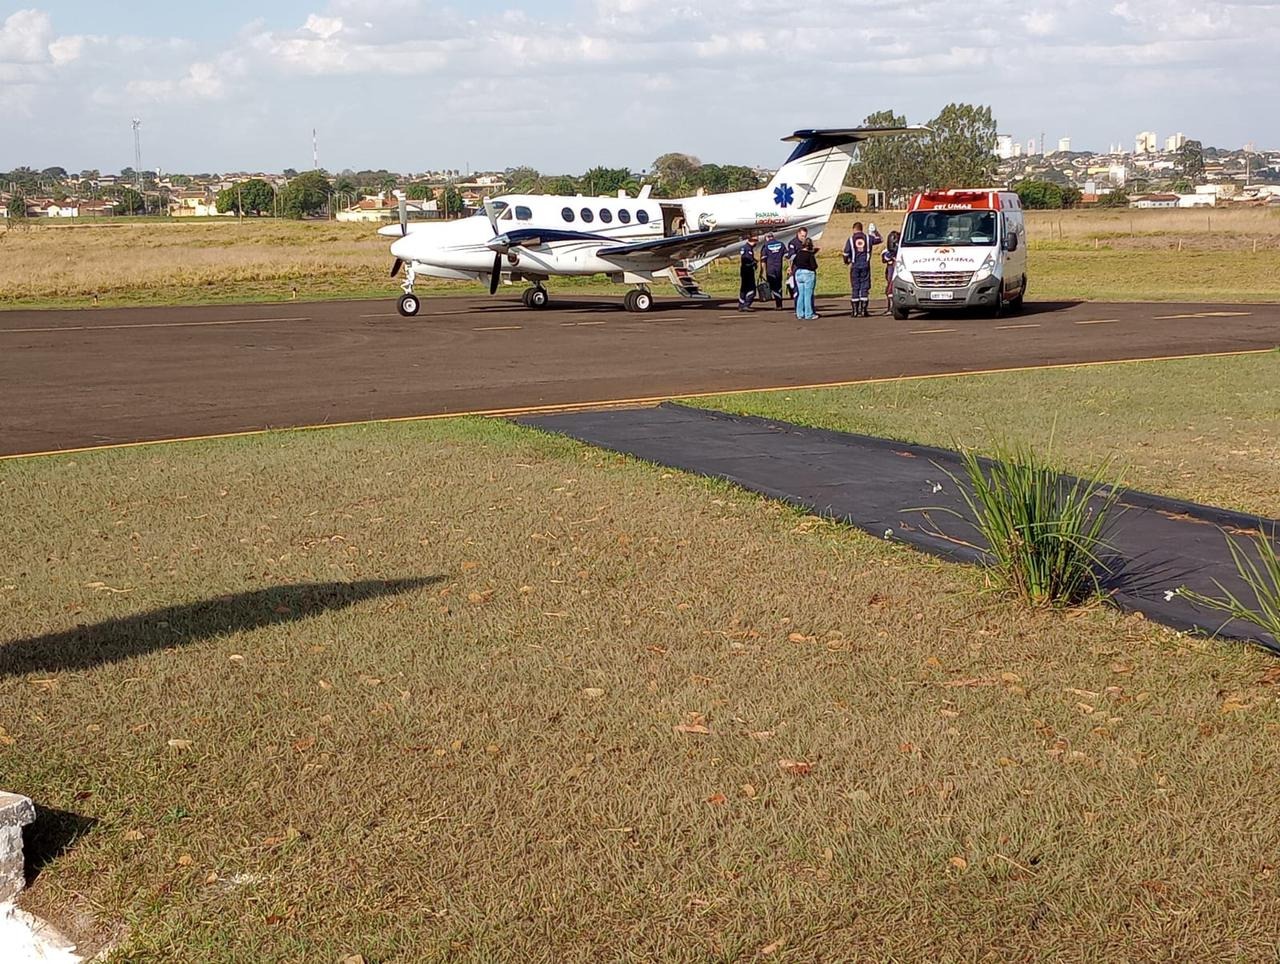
left=595, top=226, right=749, bottom=264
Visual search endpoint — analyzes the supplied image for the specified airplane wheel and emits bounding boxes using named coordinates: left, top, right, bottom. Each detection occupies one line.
left=521, top=288, right=533, bottom=307
left=631, top=290, right=653, bottom=312
left=623, top=290, right=637, bottom=312
left=528, top=287, right=549, bottom=310
left=397, top=293, right=420, bottom=317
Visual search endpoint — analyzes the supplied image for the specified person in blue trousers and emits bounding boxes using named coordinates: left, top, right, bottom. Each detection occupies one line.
left=792, top=238, right=819, bottom=319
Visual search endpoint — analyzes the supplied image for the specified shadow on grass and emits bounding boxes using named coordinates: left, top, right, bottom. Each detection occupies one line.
left=24, top=806, right=99, bottom=886
left=0, top=578, right=439, bottom=678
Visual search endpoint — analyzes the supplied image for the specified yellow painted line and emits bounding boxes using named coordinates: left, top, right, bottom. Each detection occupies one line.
left=1153, top=310, right=1253, bottom=320
left=3, top=347, right=1273, bottom=463
left=1, top=317, right=310, bottom=334
left=1075, top=319, right=1118, bottom=325
left=996, top=323, right=1040, bottom=330
left=911, top=328, right=956, bottom=334
left=472, top=325, right=522, bottom=332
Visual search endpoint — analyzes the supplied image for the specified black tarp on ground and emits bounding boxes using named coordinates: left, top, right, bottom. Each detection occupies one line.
left=517, top=403, right=1279, bottom=653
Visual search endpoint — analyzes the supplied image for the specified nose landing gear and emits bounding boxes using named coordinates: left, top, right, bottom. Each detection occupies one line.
left=396, top=263, right=421, bottom=317
left=397, top=293, right=420, bottom=317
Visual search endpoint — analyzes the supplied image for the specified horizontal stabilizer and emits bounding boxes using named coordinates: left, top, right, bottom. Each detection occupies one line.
left=782, top=125, right=929, bottom=143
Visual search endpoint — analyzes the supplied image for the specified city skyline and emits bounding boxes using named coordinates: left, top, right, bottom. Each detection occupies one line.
left=2, top=1, right=1278, bottom=173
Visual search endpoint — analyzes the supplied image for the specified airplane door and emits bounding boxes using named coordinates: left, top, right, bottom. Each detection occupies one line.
left=660, top=203, right=688, bottom=237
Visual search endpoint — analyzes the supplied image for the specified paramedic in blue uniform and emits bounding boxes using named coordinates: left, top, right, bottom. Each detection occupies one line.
left=841, top=220, right=882, bottom=317
left=786, top=226, right=809, bottom=303
left=738, top=235, right=759, bottom=311
left=759, top=232, right=788, bottom=309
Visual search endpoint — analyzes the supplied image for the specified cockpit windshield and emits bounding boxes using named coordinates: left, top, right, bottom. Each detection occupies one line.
left=472, top=201, right=512, bottom=220
left=902, top=210, right=998, bottom=247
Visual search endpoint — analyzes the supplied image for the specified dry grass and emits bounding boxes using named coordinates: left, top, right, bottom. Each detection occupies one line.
left=3, top=355, right=1280, bottom=960
left=2, top=207, right=1278, bottom=310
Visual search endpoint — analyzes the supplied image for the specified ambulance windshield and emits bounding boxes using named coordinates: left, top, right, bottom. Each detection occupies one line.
left=902, top=210, right=998, bottom=247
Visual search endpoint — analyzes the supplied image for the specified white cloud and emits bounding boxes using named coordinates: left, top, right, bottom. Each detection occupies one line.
left=0, top=9, right=53, bottom=63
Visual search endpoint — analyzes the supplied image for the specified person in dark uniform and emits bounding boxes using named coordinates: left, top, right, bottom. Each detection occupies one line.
left=738, top=235, right=759, bottom=311
left=786, top=226, right=809, bottom=302
left=841, top=220, right=883, bottom=317
left=759, top=232, right=788, bottom=309
left=881, top=229, right=900, bottom=315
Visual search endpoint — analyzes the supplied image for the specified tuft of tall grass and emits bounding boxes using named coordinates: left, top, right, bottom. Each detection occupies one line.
left=1177, top=529, right=1280, bottom=647
left=946, top=444, right=1122, bottom=608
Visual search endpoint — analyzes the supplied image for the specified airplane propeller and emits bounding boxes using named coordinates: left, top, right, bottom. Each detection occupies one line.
left=489, top=253, right=502, bottom=295
left=389, top=195, right=409, bottom=277
left=482, top=196, right=499, bottom=236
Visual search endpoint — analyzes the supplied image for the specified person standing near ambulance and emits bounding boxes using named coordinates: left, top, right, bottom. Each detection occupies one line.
left=737, top=235, right=759, bottom=311
left=881, top=229, right=900, bottom=315
left=841, top=221, right=882, bottom=317
left=759, top=232, right=788, bottom=309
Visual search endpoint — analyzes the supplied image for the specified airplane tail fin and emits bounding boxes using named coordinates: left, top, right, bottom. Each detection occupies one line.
left=766, top=126, right=927, bottom=218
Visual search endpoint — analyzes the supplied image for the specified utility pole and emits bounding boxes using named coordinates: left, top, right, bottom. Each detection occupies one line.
left=313, top=128, right=318, bottom=172
left=132, top=118, right=143, bottom=190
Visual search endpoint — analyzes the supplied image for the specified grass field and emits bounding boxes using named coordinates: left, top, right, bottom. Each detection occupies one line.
left=2, top=208, right=1278, bottom=310
left=3, top=355, right=1280, bottom=960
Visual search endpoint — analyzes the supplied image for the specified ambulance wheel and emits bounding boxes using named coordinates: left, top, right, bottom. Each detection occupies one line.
left=1010, top=278, right=1026, bottom=313
left=891, top=303, right=910, bottom=321
left=397, top=293, right=420, bottom=317
left=528, top=287, right=549, bottom=310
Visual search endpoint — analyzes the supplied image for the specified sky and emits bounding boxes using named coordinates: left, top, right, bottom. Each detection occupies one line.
left=2, top=0, right=1278, bottom=174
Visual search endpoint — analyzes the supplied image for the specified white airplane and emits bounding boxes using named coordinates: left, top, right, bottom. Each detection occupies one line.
left=379, top=126, right=924, bottom=316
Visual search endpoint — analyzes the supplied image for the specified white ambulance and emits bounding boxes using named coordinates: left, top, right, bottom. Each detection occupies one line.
left=890, top=189, right=1027, bottom=319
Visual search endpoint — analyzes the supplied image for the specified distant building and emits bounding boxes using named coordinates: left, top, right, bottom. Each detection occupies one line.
left=1134, top=131, right=1158, bottom=154
left=336, top=194, right=438, bottom=223
left=1131, top=193, right=1178, bottom=208
left=1177, top=193, right=1214, bottom=208
left=1027, top=138, right=1037, bottom=155
left=1165, top=132, right=1187, bottom=152
left=169, top=190, right=225, bottom=217
left=1057, top=137, right=1071, bottom=153
left=995, top=134, right=1015, bottom=160
left=1012, top=142, right=1023, bottom=158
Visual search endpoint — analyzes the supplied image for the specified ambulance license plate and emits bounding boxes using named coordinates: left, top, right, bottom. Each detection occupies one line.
left=929, top=291, right=955, bottom=301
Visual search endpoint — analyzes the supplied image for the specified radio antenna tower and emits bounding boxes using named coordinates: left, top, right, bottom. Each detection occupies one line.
left=313, top=128, right=318, bottom=171
left=132, top=118, right=143, bottom=188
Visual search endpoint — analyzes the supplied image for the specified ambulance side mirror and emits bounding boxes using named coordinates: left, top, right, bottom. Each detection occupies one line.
left=1003, top=232, right=1019, bottom=252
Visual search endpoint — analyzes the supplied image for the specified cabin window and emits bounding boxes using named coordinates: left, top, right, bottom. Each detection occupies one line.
left=635, top=209, right=650, bottom=224
left=599, top=208, right=613, bottom=224
left=561, top=207, right=574, bottom=222
left=580, top=208, right=594, bottom=223
left=617, top=209, right=632, bottom=224
left=514, top=205, right=533, bottom=221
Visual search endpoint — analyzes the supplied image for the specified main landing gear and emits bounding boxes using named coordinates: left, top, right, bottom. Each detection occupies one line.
left=623, top=288, right=653, bottom=313
left=521, top=285, right=549, bottom=310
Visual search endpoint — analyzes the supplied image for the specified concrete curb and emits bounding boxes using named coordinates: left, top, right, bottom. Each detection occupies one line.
left=0, top=792, right=36, bottom=903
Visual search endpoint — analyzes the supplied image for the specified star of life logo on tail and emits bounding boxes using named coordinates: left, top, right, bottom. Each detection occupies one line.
left=773, top=184, right=794, bottom=208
